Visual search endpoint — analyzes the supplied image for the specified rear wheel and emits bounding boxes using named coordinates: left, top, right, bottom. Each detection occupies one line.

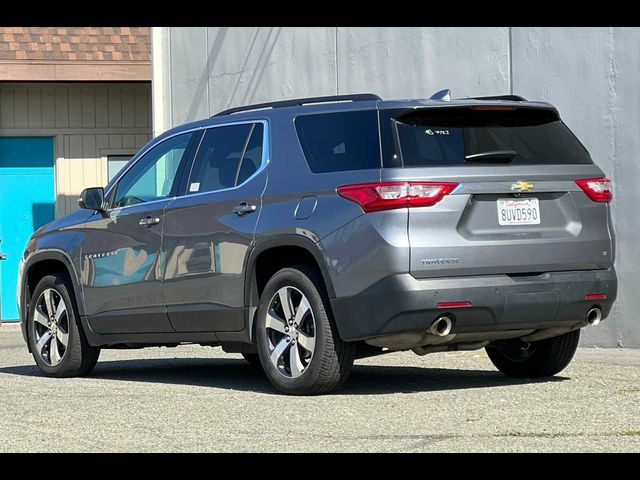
left=256, top=265, right=356, bottom=395
left=486, top=329, right=580, bottom=378
left=27, top=274, right=100, bottom=377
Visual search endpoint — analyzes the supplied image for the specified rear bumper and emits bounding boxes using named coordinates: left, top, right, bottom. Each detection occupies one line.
left=330, top=268, right=617, bottom=341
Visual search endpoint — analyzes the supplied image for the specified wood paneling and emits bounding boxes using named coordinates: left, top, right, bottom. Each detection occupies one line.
left=0, top=82, right=152, bottom=217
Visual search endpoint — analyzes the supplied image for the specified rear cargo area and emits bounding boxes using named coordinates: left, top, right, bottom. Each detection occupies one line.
left=378, top=104, right=615, bottom=278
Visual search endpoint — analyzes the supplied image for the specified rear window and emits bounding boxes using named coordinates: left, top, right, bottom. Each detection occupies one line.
left=295, top=110, right=381, bottom=173
left=380, top=107, right=593, bottom=167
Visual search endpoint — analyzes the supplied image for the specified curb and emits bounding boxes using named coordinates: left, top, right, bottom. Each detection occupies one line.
left=0, top=322, right=21, bottom=331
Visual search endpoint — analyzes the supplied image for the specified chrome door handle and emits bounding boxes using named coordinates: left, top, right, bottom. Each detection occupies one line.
left=233, top=203, right=257, bottom=216
left=0, top=253, right=6, bottom=261
left=139, top=216, right=161, bottom=227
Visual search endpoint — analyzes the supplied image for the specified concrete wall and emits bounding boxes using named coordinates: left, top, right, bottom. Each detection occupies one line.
left=152, top=27, right=510, bottom=133
left=153, top=27, right=639, bottom=347
left=511, top=27, right=639, bottom=347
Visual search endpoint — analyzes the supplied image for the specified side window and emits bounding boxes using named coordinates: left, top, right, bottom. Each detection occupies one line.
left=113, top=132, right=193, bottom=208
left=236, top=123, right=264, bottom=185
left=295, top=110, right=381, bottom=173
left=187, top=123, right=263, bottom=195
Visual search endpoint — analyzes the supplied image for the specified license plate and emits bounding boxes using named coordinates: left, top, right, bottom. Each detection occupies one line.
left=497, top=198, right=540, bottom=225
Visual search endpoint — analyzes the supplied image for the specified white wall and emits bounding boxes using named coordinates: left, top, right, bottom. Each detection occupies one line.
left=511, top=27, right=640, bottom=347
left=153, top=27, right=510, bottom=129
left=153, top=27, right=640, bottom=347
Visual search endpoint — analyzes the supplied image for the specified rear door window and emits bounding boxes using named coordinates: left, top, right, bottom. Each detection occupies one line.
left=186, top=123, right=263, bottom=195
left=380, top=107, right=593, bottom=167
left=295, top=110, right=381, bottom=173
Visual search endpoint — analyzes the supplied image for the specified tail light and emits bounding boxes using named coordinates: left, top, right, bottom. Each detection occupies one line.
left=337, top=181, right=458, bottom=213
left=575, top=178, right=612, bottom=203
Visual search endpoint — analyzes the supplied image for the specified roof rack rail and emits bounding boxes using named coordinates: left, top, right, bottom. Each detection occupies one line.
left=212, top=93, right=381, bottom=117
left=468, top=95, right=527, bottom=102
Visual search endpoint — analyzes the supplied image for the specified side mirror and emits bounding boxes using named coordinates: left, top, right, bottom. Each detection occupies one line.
left=78, top=187, right=105, bottom=212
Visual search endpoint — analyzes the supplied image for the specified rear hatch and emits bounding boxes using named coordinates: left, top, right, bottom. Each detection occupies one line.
left=378, top=104, right=614, bottom=278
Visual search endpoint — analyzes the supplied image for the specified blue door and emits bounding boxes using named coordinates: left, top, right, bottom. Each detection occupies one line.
left=0, top=137, right=55, bottom=321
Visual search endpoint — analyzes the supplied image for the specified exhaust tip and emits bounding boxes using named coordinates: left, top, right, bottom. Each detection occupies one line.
left=430, top=316, right=453, bottom=337
left=587, top=307, right=602, bottom=326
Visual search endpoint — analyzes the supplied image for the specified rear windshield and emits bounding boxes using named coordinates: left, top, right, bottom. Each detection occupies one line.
left=380, top=107, right=593, bottom=167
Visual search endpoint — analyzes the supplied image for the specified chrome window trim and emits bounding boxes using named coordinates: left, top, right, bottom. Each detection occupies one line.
left=105, top=119, right=270, bottom=213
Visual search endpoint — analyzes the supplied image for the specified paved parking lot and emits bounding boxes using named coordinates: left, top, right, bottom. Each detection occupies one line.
left=1, top=323, right=639, bottom=452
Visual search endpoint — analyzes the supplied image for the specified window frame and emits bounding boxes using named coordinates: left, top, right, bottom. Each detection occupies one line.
left=103, top=119, right=269, bottom=211
left=105, top=130, right=200, bottom=211
left=181, top=119, right=269, bottom=198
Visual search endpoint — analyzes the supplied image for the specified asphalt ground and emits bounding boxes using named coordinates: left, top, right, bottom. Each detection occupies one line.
left=1, top=323, right=638, bottom=452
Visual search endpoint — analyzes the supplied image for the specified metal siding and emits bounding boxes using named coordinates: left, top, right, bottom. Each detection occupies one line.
left=0, top=87, right=14, bottom=128
left=27, top=87, right=42, bottom=128
left=54, top=87, right=69, bottom=127
left=68, top=87, right=82, bottom=128
left=108, top=87, right=122, bottom=128
left=13, top=86, right=28, bottom=128
left=41, top=86, right=55, bottom=128
left=134, top=85, right=149, bottom=128
left=81, top=87, right=96, bottom=128
left=94, top=87, right=109, bottom=128
left=121, top=87, right=135, bottom=128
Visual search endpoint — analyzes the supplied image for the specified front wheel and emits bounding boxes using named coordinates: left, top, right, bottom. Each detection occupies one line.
left=255, top=265, right=356, bottom=395
left=486, top=329, right=580, bottom=378
left=27, top=274, right=100, bottom=377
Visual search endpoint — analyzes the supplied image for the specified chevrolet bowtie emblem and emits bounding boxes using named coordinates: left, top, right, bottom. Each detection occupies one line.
left=511, top=181, right=534, bottom=191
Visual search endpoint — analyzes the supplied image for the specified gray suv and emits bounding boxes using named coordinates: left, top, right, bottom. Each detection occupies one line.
left=17, top=92, right=617, bottom=395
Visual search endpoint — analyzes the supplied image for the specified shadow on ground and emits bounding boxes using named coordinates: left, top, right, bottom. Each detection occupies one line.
left=0, top=357, right=567, bottom=395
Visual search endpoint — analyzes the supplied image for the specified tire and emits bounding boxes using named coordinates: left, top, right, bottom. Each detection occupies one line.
left=241, top=353, right=262, bottom=368
left=27, top=273, right=100, bottom=377
left=255, top=265, right=356, bottom=395
left=486, top=329, right=580, bottom=378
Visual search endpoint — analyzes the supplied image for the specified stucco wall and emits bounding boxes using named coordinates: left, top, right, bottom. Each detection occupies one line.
left=153, top=27, right=639, bottom=347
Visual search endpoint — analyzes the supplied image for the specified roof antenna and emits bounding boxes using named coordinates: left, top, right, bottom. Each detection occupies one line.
left=430, top=89, right=451, bottom=101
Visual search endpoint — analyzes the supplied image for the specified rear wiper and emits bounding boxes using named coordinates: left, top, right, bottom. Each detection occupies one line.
left=464, top=150, right=517, bottom=163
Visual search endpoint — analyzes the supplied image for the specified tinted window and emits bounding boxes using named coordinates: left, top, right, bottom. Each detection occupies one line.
left=380, top=107, right=593, bottom=167
left=295, top=110, right=381, bottom=173
left=187, top=124, right=258, bottom=194
left=236, top=123, right=264, bottom=185
left=113, top=132, right=193, bottom=208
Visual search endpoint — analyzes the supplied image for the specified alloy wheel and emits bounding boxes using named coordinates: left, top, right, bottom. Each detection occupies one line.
left=32, top=288, right=69, bottom=367
left=264, top=286, right=316, bottom=378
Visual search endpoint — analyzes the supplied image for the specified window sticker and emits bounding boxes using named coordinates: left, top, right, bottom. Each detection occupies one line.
left=189, top=182, right=200, bottom=192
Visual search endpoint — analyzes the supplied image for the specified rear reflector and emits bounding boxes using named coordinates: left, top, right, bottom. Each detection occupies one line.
left=585, top=294, right=607, bottom=300
left=337, top=181, right=458, bottom=213
left=575, top=178, right=612, bottom=203
left=436, top=301, right=472, bottom=309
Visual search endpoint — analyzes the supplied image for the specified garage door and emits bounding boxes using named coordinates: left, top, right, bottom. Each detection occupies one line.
left=0, top=137, right=55, bottom=322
